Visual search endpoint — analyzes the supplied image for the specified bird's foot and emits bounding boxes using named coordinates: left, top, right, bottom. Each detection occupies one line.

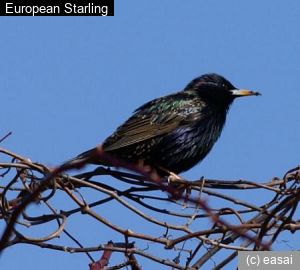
left=167, top=172, right=185, bottom=184
left=158, top=167, right=189, bottom=201
left=167, top=174, right=192, bottom=208
left=158, top=166, right=185, bottom=184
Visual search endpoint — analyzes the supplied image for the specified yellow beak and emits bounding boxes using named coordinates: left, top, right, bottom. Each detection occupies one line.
left=230, top=89, right=261, bottom=97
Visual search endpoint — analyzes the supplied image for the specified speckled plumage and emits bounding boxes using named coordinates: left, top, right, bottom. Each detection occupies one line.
left=69, top=73, right=260, bottom=174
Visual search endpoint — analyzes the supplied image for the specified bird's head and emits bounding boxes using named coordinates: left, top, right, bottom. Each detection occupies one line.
left=184, top=73, right=260, bottom=107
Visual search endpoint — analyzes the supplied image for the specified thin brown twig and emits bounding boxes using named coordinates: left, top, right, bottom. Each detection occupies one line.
left=0, top=148, right=299, bottom=269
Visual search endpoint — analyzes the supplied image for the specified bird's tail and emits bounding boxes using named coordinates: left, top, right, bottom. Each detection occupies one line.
left=62, top=145, right=105, bottom=169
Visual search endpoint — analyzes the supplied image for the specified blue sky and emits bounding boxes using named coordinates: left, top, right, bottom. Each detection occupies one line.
left=1, top=1, right=300, bottom=269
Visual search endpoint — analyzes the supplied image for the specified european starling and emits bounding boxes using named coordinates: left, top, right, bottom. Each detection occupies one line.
left=67, top=73, right=260, bottom=175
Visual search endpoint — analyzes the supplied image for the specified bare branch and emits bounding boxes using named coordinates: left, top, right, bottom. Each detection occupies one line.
left=1, top=148, right=299, bottom=268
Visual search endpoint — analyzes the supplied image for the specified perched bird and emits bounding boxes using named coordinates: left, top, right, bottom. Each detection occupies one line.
left=66, top=73, right=260, bottom=175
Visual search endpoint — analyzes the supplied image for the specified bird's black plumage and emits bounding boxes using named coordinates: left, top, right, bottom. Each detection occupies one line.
left=68, top=73, right=260, bottom=174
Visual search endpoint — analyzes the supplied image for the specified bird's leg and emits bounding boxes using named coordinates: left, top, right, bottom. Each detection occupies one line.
left=159, top=167, right=184, bottom=184
left=167, top=171, right=186, bottom=184
left=158, top=166, right=188, bottom=200
left=157, top=166, right=185, bottom=183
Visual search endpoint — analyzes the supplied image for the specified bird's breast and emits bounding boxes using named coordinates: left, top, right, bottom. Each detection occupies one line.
left=153, top=109, right=227, bottom=173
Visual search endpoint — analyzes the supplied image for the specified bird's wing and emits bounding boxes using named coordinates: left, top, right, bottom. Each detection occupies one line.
left=103, top=94, right=204, bottom=151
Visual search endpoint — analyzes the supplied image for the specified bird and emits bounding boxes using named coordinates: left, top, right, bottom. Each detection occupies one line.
left=65, top=73, right=260, bottom=176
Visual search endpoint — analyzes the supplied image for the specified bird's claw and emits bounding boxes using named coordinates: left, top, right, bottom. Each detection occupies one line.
left=167, top=172, right=185, bottom=184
